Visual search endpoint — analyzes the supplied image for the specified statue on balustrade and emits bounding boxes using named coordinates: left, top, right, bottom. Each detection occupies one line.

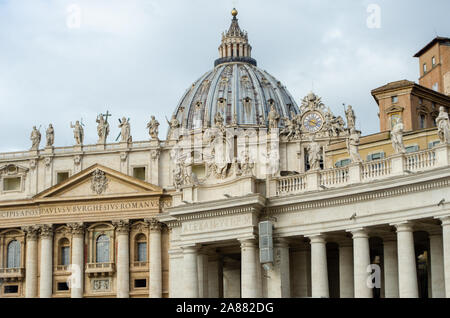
left=282, top=111, right=301, bottom=141
left=147, top=116, right=160, bottom=140
left=70, top=120, right=84, bottom=145
left=307, top=138, right=322, bottom=171
left=391, top=119, right=406, bottom=154
left=166, top=115, right=180, bottom=140
left=345, top=105, right=356, bottom=129
left=96, top=113, right=110, bottom=144
left=436, top=106, right=450, bottom=144
left=347, top=128, right=363, bottom=163
left=30, top=126, right=41, bottom=150
left=118, top=117, right=132, bottom=143
left=46, top=124, right=54, bottom=147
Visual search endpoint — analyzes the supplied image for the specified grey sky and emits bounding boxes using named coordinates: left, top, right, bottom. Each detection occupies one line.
left=0, top=0, right=449, bottom=152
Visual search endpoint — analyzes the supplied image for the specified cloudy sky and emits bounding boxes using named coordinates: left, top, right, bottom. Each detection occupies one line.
left=0, top=0, right=449, bottom=152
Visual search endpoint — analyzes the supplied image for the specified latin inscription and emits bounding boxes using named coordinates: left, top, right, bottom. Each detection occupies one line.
left=182, top=213, right=253, bottom=234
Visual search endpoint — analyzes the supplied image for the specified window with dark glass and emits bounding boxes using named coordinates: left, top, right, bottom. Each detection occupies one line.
left=96, top=235, right=110, bottom=263
left=61, top=246, right=70, bottom=265
left=7, top=240, right=20, bottom=268
left=419, top=114, right=426, bottom=129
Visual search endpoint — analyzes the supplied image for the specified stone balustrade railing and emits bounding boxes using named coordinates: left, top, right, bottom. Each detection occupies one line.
left=269, top=144, right=450, bottom=197
left=85, top=262, right=115, bottom=275
left=0, top=267, right=25, bottom=278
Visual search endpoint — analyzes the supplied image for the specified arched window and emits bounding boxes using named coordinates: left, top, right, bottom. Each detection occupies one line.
left=59, top=238, right=70, bottom=266
left=7, top=240, right=21, bottom=268
left=135, top=234, right=147, bottom=262
left=96, top=235, right=110, bottom=263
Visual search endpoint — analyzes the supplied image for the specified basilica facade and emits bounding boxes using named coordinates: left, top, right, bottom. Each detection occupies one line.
left=1, top=9, right=450, bottom=298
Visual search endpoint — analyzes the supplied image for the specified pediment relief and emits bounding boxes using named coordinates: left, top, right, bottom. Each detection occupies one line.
left=0, top=164, right=29, bottom=176
left=34, top=164, right=162, bottom=200
left=385, top=105, right=404, bottom=114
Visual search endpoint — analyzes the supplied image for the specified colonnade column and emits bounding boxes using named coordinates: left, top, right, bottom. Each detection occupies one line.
left=394, top=222, right=419, bottom=298
left=382, top=236, right=399, bottom=298
left=440, top=216, right=450, bottom=297
left=349, top=229, right=372, bottom=298
left=183, top=245, right=199, bottom=298
left=338, top=240, right=354, bottom=298
left=22, top=226, right=39, bottom=298
left=240, top=239, right=258, bottom=298
left=115, top=220, right=130, bottom=298
left=149, top=219, right=162, bottom=298
left=39, top=224, right=53, bottom=298
left=309, top=235, right=329, bottom=298
left=429, top=230, right=445, bottom=298
left=69, top=223, right=84, bottom=298
left=197, top=248, right=209, bottom=298
left=267, top=238, right=290, bottom=298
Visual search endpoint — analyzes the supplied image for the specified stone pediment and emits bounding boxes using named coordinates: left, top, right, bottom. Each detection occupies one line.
left=34, top=164, right=162, bottom=200
left=385, top=105, right=404, bottom=114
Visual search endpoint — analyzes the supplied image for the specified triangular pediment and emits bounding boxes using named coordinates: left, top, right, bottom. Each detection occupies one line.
left=34, top=164, right=162, bottom=201
left=385, top=105, right=404, bottom=114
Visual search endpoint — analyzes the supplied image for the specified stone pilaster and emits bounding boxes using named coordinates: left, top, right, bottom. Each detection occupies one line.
left=309, top=235, right=329, bottom=298
left=182, top=245, right=199, bottom=298
left=349, top=229, right=372, bottom=298
left=394, top=222, right=419, bottom=298
left=39, top=224, right=53, bottom=298
left=239, top=239, right=258, bottom=298
left=22, top=226, right=39, bottom=298
left=147, top=218, right=162, bottom=298
left=68, top=223, right=84, bottom=298
left=197, top=248, right=209, bottom=298
left=338, top=239, right=354, bottom=298
left=114, top=220, right=130, bottom=298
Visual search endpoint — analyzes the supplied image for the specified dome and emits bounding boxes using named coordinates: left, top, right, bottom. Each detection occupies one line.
left=170, top=10, right=299, bottom=132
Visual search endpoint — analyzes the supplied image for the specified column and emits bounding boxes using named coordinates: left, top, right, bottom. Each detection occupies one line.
left=395, top=222, right=419, bottom=298
left=183, top=245, right=199, bottom=298
left=441, top=216, right=450, bottom=297
left=208, top=254, right=222, bottom=298
left=350, top=229, right=372, bottom=298
left=429, top=231, right=445, bottom=298
left=383, top=236, right=399, bottom=298
left=240, top=239, right=258, bottom=298
left=39, top=225, right=53, bottom=298
left=338, top=240, right=354, bottom=298
left=115, top=220, right=130, bottom=298
left=267, top=238, right=290, bottom=298
left=309, top=235, right=329, bottom=298
left=22, top=226, right=39, bottom=298
left=197, top=249, right=209, bottom=298
left=149, top=219, right=162, bottom=298
left=69, top=223, right=84, bottom=298
left=291, top=244, right=311, bottom=297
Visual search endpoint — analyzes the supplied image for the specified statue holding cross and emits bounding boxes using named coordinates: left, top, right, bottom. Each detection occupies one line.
left=96, top=111, right=111, bottom=144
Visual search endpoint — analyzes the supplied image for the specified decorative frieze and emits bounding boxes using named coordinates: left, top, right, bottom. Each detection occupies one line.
left=21, top=225, right=39, bottom=240
left=39, top=224, right=53, bottom=238
left=68, top=222, right=85, bottom=236
left=147, top=218, right=163, bottom=231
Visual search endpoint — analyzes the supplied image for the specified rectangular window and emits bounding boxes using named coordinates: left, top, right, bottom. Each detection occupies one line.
left=3, top=177, right=21, bottom=191
left=133, top=167, right=146, bottom=181
left=419, top=98, right=423, bottom=105
left=423, top=63, right=427, bottom=73
left=61, top=246, right=70, bottom=265
left=432, top=56, right=436, bottom=66
left=56, top=172, right=70, bottom=184
left=405, top=145, right=419, bottom=153
left=391, top=96, right=398, bottom=103
left=335, top=159, right=351, bottom=168
left=134, top=279, right=147, bottom=288
left=4, top=285, right=18, bottom=294
left=367, top=152, right=385, bottom=161
left=57, top=282, right=69, bottom=291
left=137, top=242, right=147, bottom=262
left=419, top=114, right=426, bottom=129
left=432, top=102, right=436, bottom=110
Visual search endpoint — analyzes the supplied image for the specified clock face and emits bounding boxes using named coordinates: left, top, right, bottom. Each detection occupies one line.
left=303, top=112, right=324, bottom=133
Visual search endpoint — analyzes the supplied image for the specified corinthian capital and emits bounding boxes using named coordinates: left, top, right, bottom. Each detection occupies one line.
left=68, top=222, right=85, bottom=236
left=145, top=218, right=162, bottom=231
left=39, top=224, right=54, bottom=238
left=21, top=225, right=40, bottom=240
left=113, top=220, right=130, bottom=234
